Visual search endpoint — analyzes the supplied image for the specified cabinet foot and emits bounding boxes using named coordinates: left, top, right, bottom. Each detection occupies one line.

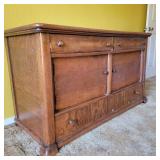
left=40, top=144, right=58, bottom=156
left=143, top=96, right=147, bottom=103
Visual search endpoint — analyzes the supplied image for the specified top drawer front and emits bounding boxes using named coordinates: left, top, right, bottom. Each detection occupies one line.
left=114, top=37, right=146, bottom=51
left=50, top=34, right=113, bottom=53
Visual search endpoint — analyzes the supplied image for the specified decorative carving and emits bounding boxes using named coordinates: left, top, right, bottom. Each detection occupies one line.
left=108, top=91, right=126, bottom=113
left=56, top=97, right=108, bottom=140
left=108, top=83, right=143, bottom=113
left=91, top=98, right=107, bottom=121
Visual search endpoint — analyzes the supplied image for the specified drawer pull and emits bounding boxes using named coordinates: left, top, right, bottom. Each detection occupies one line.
left=103, top=70, right=109, bottom=75
left=68, top=119, right=77, bottom=125
left=111, top=109, right=115, bottom=112
left=134, top=91, right=140, bottom=95
left=106, top=42, right=112, bottom=47
left=57, top=40, right=64, bottom=47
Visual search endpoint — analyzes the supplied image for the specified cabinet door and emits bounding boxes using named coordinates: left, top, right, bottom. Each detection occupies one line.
left=54, top=55, right=108, bottom=110
left=112, top=51, right=141, bottom=91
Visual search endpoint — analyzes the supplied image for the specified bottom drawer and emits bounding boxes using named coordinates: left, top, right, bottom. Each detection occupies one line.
left=55, top=83, right=143, bottom=144
left=108, top=83, right=143, bottom=114
left=55, top=96, right=108, bottom=142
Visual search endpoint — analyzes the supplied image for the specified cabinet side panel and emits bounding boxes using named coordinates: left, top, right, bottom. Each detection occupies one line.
left=7, top=34, right=44, bottom=142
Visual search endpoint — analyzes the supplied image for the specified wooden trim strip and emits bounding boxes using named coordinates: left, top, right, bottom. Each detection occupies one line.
left=113, top=48, right=144, bottom=53
left=51, top=49, right=143, bottom=58
left=4, top=23, right=151, bottom=37
left=39, top=33, right=56, bottom=145
left=51, top=51, right=110, bottom=58
left=106, top=53, right=112, bottom=95
left=140, top=49, right=144, bottom=82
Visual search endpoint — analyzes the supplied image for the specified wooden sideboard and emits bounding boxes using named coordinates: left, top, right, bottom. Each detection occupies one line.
left=5, top=23, right=151, bottom=155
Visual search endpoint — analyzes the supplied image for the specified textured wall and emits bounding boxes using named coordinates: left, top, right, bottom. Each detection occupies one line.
left=4, top=4, right=147, bottom=119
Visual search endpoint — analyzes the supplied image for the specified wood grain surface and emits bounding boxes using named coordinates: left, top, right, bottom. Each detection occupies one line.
left=5, top=23, right=150, bottom=155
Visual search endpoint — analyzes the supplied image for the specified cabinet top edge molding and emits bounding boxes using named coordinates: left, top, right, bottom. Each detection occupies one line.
left=4, top=23, right=151, bottom=37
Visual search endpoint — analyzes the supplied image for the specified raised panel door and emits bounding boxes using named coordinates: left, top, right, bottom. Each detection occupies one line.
left=53, top=55, right=108, bottom=110
left=112, top=51, right=141, bottom=91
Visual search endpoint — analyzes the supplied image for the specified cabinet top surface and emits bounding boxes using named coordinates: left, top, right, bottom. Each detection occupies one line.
left=4, top=23, right=151, bottom=37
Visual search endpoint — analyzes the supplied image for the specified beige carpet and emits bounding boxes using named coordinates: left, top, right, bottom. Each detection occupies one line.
left=4, top=77, right=156, bottom=156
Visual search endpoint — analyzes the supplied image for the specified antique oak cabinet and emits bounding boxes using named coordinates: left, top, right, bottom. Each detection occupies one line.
left=5, top=23, right=151, bottom=155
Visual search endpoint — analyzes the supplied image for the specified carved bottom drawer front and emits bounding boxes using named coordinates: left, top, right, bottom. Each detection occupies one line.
left=55, top=96, right=108, bottom=142
left=55, top=83, right=143, bottom=144
left=108, top=83, right=143, bottom=114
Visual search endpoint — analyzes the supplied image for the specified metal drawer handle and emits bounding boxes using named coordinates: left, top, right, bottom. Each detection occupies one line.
left=57, top=40, right=64, bottom=47
left=68, top=119, right=77, bottom=125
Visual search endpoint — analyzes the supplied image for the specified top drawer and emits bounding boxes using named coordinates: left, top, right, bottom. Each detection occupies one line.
left=114, top=37, right=146, bottom=51
left=50, top=34, right=113, bottom=54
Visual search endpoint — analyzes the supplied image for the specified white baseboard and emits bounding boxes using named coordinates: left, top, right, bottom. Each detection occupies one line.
left=4, top=116, right=15, bottom=126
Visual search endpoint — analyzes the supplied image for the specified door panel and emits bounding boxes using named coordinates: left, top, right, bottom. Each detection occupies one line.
left=54, top=55, right=108, bottom=110
left=112, top=52, right=141, bottom=91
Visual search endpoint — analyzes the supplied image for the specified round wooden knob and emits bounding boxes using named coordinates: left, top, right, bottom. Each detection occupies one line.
left=106, top=42, right=111, bottom=47
left=134, top=91, right=140, bottom=95
left=57, top=40, right=64, bottom=47
left=111, top=109, right=115, bottom=112
left=68, top=119, right=77, bottom=125
left=103, top=70, right=108, bottom=75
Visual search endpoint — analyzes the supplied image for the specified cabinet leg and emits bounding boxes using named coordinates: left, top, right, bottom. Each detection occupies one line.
left=40, top=144, right=58, bottom=156
left=143, top=96, right=147, bottom=103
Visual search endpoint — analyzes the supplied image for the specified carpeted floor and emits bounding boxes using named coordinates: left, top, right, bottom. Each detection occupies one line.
left=4, top=77, right=156, bottom=156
